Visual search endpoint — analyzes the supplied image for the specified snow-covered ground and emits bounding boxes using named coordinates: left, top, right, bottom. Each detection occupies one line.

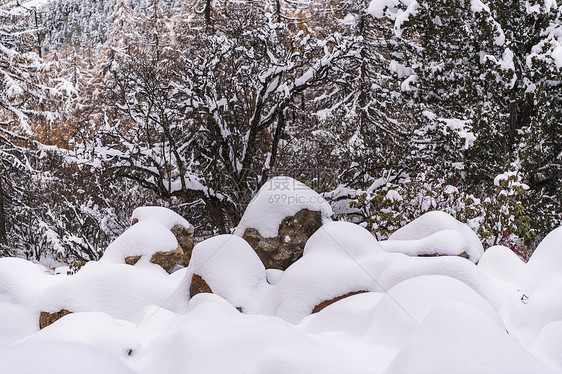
left=1, top=197, right=562, bottom=373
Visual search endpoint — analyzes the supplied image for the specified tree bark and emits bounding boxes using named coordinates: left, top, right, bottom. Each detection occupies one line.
left=0, top=174, right=6, bottom=244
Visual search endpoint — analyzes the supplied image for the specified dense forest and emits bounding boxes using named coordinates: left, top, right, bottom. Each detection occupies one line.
left=1, top=0, right=560, bottom=266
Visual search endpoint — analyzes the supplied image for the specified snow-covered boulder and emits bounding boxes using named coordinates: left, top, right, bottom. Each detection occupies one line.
left=276, top=223, right=384, bottom=323
left=100, top=220, right=187, bottom=273
left=527, top=226, right=562, bottom=283
left=131, top=206, right=195, bottom=266
left=234, top=176, right=333, bottom=270
left=37, top=262, right=188, bottom=325
left=185, top=235, right=271, bottom=314
left=382, top=301, right=557, bottom=374
left=380, top=211, right=484, bottom=263
left=0, top=258, right=52, bottom=342
left=0, top=340, right=136, bottom=374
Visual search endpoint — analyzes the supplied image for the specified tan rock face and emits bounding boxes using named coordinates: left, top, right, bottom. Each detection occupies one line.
left=39, top=309, right=72, bottom=329
left=171, top=224, right=194, bottom=266
left=189, top=274, right=213, bottom=298
left=150, top=245, right=186, bottom=273
left=242, top=209, right=323, bottom=270
left=125, top=255, right=141, bottom=266
left=312, top=291, right=367, bottom=314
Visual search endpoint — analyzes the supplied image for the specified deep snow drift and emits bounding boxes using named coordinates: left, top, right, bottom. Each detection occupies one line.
left=1, top=196, right=562, bottom=373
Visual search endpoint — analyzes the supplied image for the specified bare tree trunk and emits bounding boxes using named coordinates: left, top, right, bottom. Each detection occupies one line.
left=205, top=0, right=213, bottom=33
left=275, top=0, right=281, bottom=23
left=0, top=174, right=6, bottom=244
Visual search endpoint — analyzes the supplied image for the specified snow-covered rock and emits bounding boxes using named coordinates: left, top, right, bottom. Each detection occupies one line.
left=100, top=220, right=188, bottom=273
left=527, top=226, right=562, bottom=283
left=130, top=206, right=195, bottom=268
left=382, top=211, right=484, bottom=262
left=130, top=293, right=374, bottom=374
left=0, top=341, right=136, bottom=374
left=234, top=176, right=333, bottom=270
left=185, top=235, right=272, bottom=314
left=382, top=301, right=557, bottom=374
left=131, top=206, right=192, bottom=229
left=276, top=223, right=385, bottom=323
left=37, top=262, right=188, bottom=323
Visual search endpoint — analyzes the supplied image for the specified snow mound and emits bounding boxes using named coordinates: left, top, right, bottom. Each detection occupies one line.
left=99, top=221, right=178, bottom=267
left=383, top=301, right=557, bottom=374
left=185, top=235, right=271, bottom=314
left=508, top=274, right=562, bottom=343
left=386, top=211, right=484, bottom=262
left=131, top=293, right=373, bottom=374
left=0, top=341, right=136, bottom=374
left=276, top=251, right=377, bottom=323
left=37, top=262, right=188, bottom=322
left=276, top=223, right=387, bottom=323
left=234, top=176, right=333, bottom=238
left=527, top=226, right=562, bottom=283
left=24, top=312, right=139, bottom=360
left=0, top=258, right=52, bottom=345
left=362, top=252, right=501, bottom=309
left=303, top=221, right=385, bottom=258
left=533, top=321, right=562, bottom=372
left=380, top=229, right=473, bottom=258
left=477, top=245, right=533, bottom=307
left=131, top=206, right=191, bottom=229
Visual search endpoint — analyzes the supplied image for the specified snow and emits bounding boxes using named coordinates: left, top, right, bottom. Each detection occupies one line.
left=380, top=229, right=477, bottom=258
left=368, top=0, right=400, bottom=19
left=24, top=312, right=139, bottom=360
left=533, top=322, right=562, bottom=372
left=385, top=211, right=484, bottom=262
left=367, top=0, right=418, bottom=37
left=385, top=189, right=403, bottom=202
left=0, top=340, right=136, bottom=374
left=0, top=258, right=52, bottom=345
left=131, top=293, right=375, bottom=374
left=470, top=0, right=490, bottom=13
left=303, top=221, right=385, bottom=258
left=234, top=176, right=333, bottom=238
left=440, top=118, right=477, bottom=149
left=382, top=301, right=557, bottom=374
left=527, top=226, right=562, bottom=283
left=130, top=206, right=191, bottom=229
left=37, top=262, right=188, bottom=322
left=1, top=213, right=562, bottom=374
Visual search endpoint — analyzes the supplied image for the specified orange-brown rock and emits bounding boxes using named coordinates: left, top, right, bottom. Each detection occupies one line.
left=189, top=274, right=213, bottom=298
left=39, top=309, right=72, bottom=329
left=312, top=291, right=367, bottom=314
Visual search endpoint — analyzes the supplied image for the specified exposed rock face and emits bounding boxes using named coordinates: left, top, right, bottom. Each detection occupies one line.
left=419, top=252, right=470, bottom=260
left=171, top=224, right=194, bottom=266
left=189, top=274, right=213, bottom=298
left=150, top=245, right=186, bottom=273
left=242, top=209, right=323, bottom=270
left=39, top=309, right=72, bottom=329
left=312, top=291, right=367, bottom=314
left=125, top=256, right=141, bottom=266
